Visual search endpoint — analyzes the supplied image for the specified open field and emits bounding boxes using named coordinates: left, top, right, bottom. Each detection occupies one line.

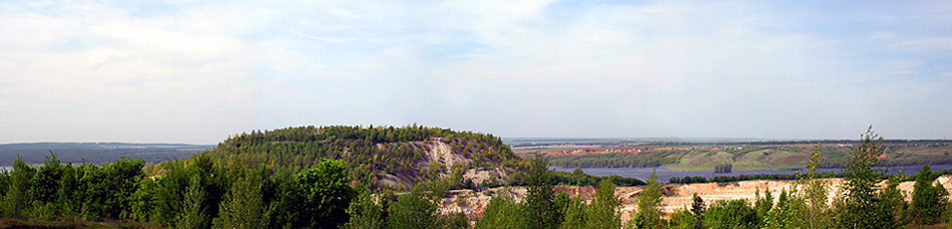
left=516, top=139, right=952, bottom=171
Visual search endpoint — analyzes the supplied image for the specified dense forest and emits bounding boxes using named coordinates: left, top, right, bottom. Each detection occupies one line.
left=2, top=126, right=952, bottom=229
left=548, top=151, right=680, bottom=168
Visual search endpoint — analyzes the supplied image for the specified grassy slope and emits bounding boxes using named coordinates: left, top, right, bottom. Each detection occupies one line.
left=541, top=141, right=952, bottom=171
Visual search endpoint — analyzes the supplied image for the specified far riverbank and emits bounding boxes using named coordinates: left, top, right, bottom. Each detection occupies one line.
left=553, top=164, right=952, bottom=183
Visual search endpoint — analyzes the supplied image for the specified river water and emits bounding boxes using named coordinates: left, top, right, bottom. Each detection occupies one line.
left=553, top=164, right=952, bottom=183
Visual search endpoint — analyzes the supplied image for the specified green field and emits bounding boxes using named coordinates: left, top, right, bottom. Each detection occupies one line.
left=532, top=139, right=952, bottom=171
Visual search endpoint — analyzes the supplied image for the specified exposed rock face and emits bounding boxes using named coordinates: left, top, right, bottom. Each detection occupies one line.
left=376, top=137, right=510, bottom=188
left=462, top=167, right=509, bottom=186
left=438, top=176, right=952, bottom=222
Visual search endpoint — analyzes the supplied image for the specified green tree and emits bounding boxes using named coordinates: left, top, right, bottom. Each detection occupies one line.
left=178, top=175, right=210, bottom=229
left=28, top=151, right=64, bottom=219
left=912, top=164, right=949, bottom=225
left=762, top=188, right=808, bottom=229
left=56, top=163, right=81, bottom=217
left=837, top=127, right=903, bottom=229
left=215, top=167, right=266, bottom=229
left=439, top=211, right=471, bottom=229
left=343, top=190, right=387, bottom=229
left=632, top=169, right=664, bottom=229
left=691, top=193, right=705, bottom=229
left=130, top=177, right=158, bottom=222
left=704, top=199, right=758, bottom=229
left=881, top=171, right=911, bottom=227
left=668, top=207, right=696, bottom=229
left=0, top=168, right=9, bottom=197
left=559, top=197, right=586, bottom=229
left=753, top=187, right=773, bottom=221
left=388, top=182, right=442, bottom=229
left=264, top=168, right=306, bottom=229
left=524, top=155, right=561, bottom=229
left=801, top=143, right=832, bottom=229
left=296, top=159, right=359, bottom=228
left=587, top=179, right=621, bottom=229
left=3, top=155, right=36, bottom=218
left=475, top=189, right=526, bottom=229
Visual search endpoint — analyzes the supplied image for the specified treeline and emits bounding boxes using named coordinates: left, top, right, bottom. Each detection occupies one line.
left=0, top=152, right=363, bottom=228
left=552, top=168, right=645, bottom=187
left=548, top=151, right=680, bottom=168
left=713, top=164, right=732, bottom=173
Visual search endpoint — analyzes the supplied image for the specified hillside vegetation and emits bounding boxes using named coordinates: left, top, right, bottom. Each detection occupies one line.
left=201, top=125, right=520, bottom=189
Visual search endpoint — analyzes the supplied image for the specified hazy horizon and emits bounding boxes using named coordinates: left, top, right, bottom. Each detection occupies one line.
left=2, top=1, right=951, bottom=144
left=4, top=134, right=952, bottom=146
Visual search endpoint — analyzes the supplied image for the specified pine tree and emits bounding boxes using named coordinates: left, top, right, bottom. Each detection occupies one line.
left=633, top=169, right=664, bottom=229
left=837, top=126, right=903, bottom=229
left=388, top=183, right=441, bottom=229
left=343, top=190, right=386, bottom=229
left=524, top=155, right=561, bottom=229
left=691, top=193, right=705, bottom=229
left=802, top=143, right=832, bottom=229
left=2, top=155, right=35, bottom=218
left=558, top=197, right=586, bottom=229
left=912, top=164, right=949, bottom=225
left=215, top=168, right=265, bottom=229
left=587, top=179, right=621, bottom=229
left=475, top=189, right=526, bottom=229
left=754, top=187, right=773, bottom=220
left=178, top=175, right=209, bottom=229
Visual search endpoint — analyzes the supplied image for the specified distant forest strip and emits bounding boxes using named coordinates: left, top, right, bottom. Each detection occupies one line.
left=547, top=151, right=680, bottom=168
left=0, top=142, right=212, bottom=166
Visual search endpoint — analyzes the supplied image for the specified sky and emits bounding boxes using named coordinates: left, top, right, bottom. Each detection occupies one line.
left=1, top=0, right=951, bottom=144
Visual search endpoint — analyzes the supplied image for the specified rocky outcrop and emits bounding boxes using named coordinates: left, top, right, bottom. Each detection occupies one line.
left=377, top=137, right=510, bottom=188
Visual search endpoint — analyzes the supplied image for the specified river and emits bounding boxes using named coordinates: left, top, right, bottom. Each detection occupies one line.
left=553, top=164, right=952, bottom=183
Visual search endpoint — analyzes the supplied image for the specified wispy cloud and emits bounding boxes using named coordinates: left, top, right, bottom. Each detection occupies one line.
left=1, top=0, right=951, bottom=143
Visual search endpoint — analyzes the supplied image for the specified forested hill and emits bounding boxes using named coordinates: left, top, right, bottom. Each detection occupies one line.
left=200, top=125, right=523, bottom=189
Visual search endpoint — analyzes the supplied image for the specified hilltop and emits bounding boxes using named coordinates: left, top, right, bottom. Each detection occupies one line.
left=199, top=125, right=523, bottom=189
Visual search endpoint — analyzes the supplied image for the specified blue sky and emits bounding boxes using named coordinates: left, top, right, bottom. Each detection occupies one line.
left=1, top=0, right=951, bottom=144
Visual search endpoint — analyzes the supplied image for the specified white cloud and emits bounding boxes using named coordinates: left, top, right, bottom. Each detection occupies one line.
left=871, top=31, right=895, bottom=40
left=0, top=1, right=263, bottom=143
left=3, top=0, right=952, bottom=142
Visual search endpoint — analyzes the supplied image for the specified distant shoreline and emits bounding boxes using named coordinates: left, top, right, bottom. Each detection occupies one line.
left=553, top=163, right=952, bottom=183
